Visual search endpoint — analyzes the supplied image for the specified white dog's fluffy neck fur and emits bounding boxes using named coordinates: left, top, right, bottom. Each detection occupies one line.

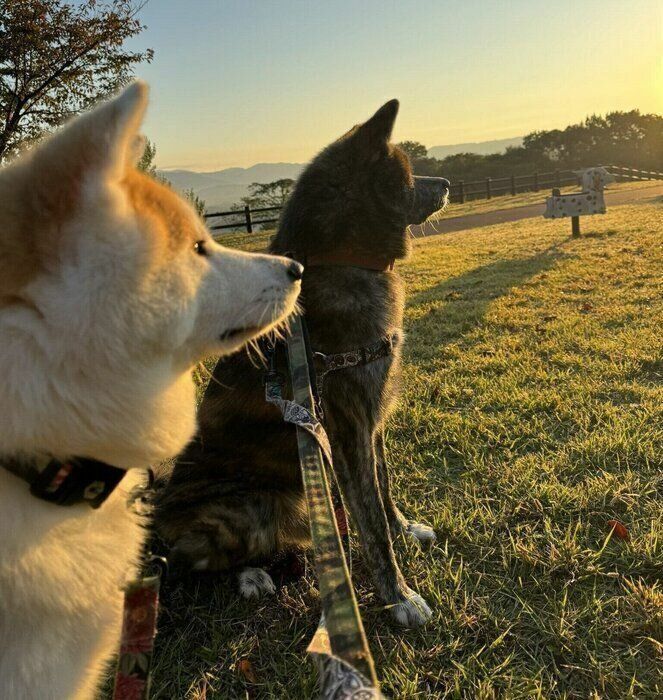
left=1, top=332, right=198, bottom=468
left=0, top=82, right=301, bottom=698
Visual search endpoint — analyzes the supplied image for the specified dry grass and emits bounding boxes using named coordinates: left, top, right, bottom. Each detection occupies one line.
left=146, top=201, right=662, bottom=699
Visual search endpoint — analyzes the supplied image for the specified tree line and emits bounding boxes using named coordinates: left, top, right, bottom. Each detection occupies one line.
left=398, top=110, right=662, bottom=183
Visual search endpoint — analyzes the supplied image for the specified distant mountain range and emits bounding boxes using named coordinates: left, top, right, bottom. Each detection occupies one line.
left=159, top=163, right=305, bottom=211
left=427, top=136, right=522, bottom=159
left=158, top=136, right=522, bottom=209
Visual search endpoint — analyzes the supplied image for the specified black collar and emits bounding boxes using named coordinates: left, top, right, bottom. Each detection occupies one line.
left=2, top=455, right=126, bottom=508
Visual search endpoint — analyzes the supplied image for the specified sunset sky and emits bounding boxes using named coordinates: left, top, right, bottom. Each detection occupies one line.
left=127, top=0, right=662, bottom=171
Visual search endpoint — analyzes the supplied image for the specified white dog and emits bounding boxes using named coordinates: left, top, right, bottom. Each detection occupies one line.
left=0, top=82, right=302, bottom=699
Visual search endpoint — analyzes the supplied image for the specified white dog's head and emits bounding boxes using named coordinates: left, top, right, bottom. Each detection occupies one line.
left=0, top=83, right=301, bottom=468
left=575, top=167, right=616, bottom=192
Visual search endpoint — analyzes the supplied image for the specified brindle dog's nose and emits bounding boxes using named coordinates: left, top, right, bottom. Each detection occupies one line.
left=287, top=261, right=304, bottom=281
left=409, top=175, right=451, bottom=224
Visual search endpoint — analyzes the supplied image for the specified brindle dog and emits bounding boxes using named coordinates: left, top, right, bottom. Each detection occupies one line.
left=154, top=100, right=449, bottom=627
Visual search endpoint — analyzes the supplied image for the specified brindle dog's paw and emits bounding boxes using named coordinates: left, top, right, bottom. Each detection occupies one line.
left=238, top=567, right=276, bottom=600
left=406, top=522, right=437, bottom=544
left=389, top=590, right=433, bottom=627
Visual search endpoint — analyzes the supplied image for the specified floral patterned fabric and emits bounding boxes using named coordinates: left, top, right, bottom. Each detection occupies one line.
left=113, top=575, right=160, bottom=700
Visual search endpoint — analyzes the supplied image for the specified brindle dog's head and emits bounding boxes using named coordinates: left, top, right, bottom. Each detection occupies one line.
left=271, top=100, right=449, bottom=261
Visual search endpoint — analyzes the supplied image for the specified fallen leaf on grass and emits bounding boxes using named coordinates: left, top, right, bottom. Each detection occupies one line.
left=237, top=658, right=258, bottom=684
left=607, top=519, right=629, bottom=540
left=580, top=302, right=594, bottom=313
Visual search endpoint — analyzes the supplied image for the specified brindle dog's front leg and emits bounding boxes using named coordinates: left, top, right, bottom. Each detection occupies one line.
left=330, top=420, right=432, bottom=627
left=375, top=432, right=437, bottom=545
left=374, top=430, right=408, bottom=539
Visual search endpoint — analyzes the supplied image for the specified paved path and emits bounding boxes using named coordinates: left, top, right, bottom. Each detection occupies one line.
left=411, top=183, right=663, bottom=238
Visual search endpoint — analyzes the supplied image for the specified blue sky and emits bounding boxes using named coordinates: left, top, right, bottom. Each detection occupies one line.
left=125, top=0, right=662, bottom=170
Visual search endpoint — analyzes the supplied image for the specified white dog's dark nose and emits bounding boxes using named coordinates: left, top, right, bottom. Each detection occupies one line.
left=287, top=261, right=304, bottom=281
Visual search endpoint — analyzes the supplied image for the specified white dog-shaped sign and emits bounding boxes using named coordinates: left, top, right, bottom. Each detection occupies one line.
left=544, top=166, right=615, bottom=219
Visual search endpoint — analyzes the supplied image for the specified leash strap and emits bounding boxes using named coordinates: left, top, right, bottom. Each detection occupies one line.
left=112, top=570, right=161, bottom=700
left=265, top=315, right=384, bottom=699
left=112, top=478, right=163, bottom=700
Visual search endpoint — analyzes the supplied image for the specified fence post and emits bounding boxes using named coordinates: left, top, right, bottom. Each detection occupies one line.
left=244, top=205, right=253, bottom=233
left=533, top=172, right=539, bottom=192
left=510, top=174, right=516, bottom=196
left=486, top=177, right=491, bottom=199
left=554, top=170, right=561, bottom=188
left=459, top=180, right=465, bottom=204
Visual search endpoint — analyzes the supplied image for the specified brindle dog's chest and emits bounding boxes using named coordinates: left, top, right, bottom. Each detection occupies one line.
left=197, top=268, right=403, bottom=487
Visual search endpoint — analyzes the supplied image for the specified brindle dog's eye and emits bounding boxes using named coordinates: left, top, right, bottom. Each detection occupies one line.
left=194, top=240, right=208, bottom=256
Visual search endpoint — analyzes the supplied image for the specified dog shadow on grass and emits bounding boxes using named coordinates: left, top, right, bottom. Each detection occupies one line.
left=392, top=243, right=569, bottom=506
left=404, top=243, right=567, bottom=369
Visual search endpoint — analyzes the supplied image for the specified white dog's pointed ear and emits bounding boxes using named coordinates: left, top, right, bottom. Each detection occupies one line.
left=31, top=81, right=149, bottom=187
left=73, top=81, right=149, bottom=176
left=355, top=99, right=400, bottom=150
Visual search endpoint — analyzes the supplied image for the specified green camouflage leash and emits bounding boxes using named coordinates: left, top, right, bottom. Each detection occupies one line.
left=265, top=315, right=384, bottom=699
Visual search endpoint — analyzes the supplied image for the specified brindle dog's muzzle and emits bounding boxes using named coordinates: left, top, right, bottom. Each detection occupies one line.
left=408, top=176, right=450, bottom=225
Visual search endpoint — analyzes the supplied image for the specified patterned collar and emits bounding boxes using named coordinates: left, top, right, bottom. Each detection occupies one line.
left=2, top=455, right=125, bottom=508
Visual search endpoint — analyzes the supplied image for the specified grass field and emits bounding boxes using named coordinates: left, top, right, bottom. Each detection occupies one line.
left=149, top=201, right=662, bottom=699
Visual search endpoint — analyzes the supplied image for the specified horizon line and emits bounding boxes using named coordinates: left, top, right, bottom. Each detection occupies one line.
left=156, top=134, right=527, bottom=173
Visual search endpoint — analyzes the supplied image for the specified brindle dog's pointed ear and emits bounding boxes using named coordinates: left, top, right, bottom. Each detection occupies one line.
left=355, top=99, right=400, bottom=149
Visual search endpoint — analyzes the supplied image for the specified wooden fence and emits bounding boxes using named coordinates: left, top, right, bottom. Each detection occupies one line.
left=606, top=165, right=663, bottom=182
left=447, top=165, right=663, bottom=204
left=204, top=165, right=663, bottom=233
left=204, top=204, right=281, bottom=233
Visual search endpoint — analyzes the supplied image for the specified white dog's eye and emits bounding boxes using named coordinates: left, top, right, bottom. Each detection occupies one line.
left=193, top=240, right=209, bottom=257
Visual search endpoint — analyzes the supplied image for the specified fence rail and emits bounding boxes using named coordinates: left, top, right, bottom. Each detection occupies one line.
left=606, top=165, right=663, bottom=181
left=204, top=165, right=663, bottom=234
left=205, top=204, right=281, bottom=233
